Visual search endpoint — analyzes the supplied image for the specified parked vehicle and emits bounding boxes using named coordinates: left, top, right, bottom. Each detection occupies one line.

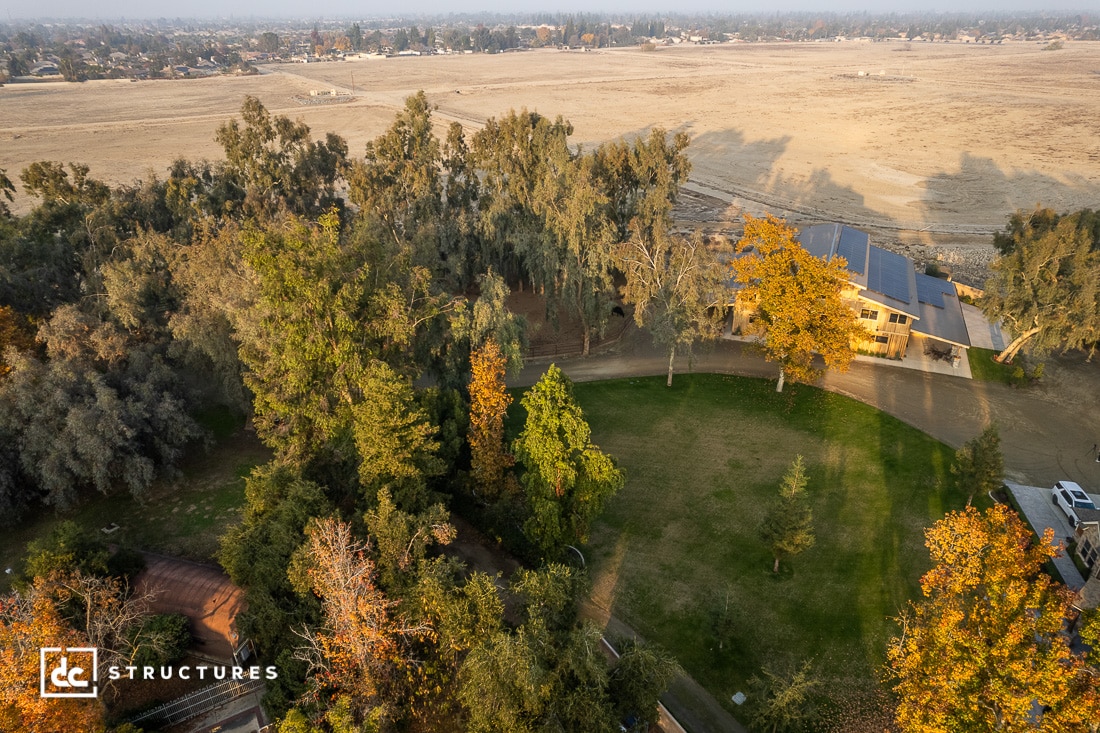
left=1052, top=480, right=1097, bottom=528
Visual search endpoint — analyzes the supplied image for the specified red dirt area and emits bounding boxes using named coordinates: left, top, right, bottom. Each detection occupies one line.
left=134, top=553, right=246, bottom=663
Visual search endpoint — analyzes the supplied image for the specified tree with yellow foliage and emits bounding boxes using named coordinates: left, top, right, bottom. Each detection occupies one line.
left=888, top=504, right=1100, bottom=732
left=0, top=305, right=34, bottom=379
left=0, top=586, right=105, bottom=733
left=732, top=214, right=864, bottom=392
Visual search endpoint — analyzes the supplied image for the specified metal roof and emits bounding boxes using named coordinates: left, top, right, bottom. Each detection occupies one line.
left=911, top=272, right=971, bottom=348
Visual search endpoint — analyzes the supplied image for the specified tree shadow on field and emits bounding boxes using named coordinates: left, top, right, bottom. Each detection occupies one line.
left=684, top=126, right=900, bottom=231
left=918, top=151, right=1100, bottom=229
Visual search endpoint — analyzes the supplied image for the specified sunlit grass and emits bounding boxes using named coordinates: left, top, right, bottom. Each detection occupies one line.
left=967, top=346, right=1025, bottom=385
left=570, top=374, right=974, bottom=707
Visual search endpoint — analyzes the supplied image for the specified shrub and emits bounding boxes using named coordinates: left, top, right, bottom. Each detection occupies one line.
left=128, top=613, right=191, bottom=667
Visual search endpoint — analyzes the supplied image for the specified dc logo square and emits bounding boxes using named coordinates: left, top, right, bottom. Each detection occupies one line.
left=39, top=647, right=98, bottom=698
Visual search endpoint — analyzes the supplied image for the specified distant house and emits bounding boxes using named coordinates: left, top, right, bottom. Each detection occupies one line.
left=731, top=223, right=971, bottom=362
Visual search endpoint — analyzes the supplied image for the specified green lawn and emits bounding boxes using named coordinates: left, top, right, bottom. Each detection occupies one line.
left=968, top=346, right=1024, bottom=385
left=0, top=433, right=271, bottom=592
left=570, top=374, right=974, bottom=709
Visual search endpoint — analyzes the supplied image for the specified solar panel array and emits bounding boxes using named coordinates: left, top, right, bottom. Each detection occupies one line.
left=915, top=273, right=954, bottom=308
left=796, top=225, right=838, bottom=262
left=836, top=227, right=869, bottom=274
left=866, top=247, right=912, bottom=304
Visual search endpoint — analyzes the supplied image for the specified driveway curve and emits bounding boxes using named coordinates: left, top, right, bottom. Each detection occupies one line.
left=510, top=326, right=1100, bottom=732
left=515, top=326, right=1100, bottom=490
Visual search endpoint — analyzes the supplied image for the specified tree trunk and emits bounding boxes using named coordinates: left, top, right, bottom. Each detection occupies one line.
left=582, top=329, right=591, bottom=357
left=776, top=366, right=786, bottom=393
left=667, top=345, right=676, bottom=387
left=773, top=555, right=781, bottom=573
left=994, top=326, right=1041, bottom=364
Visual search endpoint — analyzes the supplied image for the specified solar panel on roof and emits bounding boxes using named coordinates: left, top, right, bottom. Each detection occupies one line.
left=915, top=273, right=954, bottom=308
left=866, top=247, right=912, bottom=304
left=836, top=227, right=868, bottom=275
left=796, top=225, right=838, bottom=263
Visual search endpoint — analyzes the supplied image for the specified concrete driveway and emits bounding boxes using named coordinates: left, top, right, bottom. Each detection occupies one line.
left=1005, top=481, right=1086, bottom=589
left=962, top=303, right=1008, bottom=351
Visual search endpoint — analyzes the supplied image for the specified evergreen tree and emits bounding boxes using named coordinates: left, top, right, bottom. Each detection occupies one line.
left=950, top=425, right=1003, bottom=505
left=759, top=456, right=815, bottom=573
left=513, top=365, right=624, bottom=556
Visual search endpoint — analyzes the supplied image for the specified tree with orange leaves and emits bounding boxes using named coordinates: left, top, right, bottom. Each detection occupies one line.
left=888, top=504, right=1100, bottom=732
left=732, top=214, right=864, bottom=393
left=0, top=587, right=105, bottom=733
left=291, top=517, right=429, bottom=724
left=468, top=338, right=515, bottom=500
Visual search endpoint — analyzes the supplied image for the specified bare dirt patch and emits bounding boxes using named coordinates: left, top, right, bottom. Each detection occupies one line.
left=135, top=552, right=245, bottom=662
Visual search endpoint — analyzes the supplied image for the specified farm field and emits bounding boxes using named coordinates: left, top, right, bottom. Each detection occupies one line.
left=3, top=40, right=1099, bottom=266
left=571, top=374, right=974, bottom=717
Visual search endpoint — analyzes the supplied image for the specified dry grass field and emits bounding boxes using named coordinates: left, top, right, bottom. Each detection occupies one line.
left=3, top=40, right=1099, bottom=274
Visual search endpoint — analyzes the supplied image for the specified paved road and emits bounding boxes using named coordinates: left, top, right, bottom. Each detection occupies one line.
left=516, top=325, right=1100, bottom=491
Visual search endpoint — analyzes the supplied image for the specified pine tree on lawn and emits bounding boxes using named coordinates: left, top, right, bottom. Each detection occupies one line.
left=759, top=455, right=815, bottom=574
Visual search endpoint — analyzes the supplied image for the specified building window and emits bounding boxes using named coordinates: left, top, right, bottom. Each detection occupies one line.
left=889, top=313, right=908, bottom=324
left=874, top=335, right=889, bottom=344
left=860, top=308, right=878, bottom=320
left=1081, top=537, right=1099, bottom=569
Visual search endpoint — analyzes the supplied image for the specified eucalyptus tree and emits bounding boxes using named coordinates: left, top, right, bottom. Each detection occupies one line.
left=617, top=229, right=728, bottom=387
left=215, top=96, right=347, bottom=220
left=982, top=208, right=1100, bottom=364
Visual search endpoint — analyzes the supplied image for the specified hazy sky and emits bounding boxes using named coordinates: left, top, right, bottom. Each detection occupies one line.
left=3, top=0, right=1083, bottom=23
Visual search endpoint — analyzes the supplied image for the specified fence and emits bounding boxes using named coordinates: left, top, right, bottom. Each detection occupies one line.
left=127, top=676, right=264, bottom=728
left=526, top=316, right=634, bottom=360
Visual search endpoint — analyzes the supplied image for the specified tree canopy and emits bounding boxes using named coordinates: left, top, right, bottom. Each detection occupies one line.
left=617, top=230, right=728, bottom=386
left=732, top=214, right=864, bottom=392
left=888, top=504, right=1100, bottom=732
left=950, top=425, right=1003, bottom=505
left=982, top=207, right=1100, bottom=364
left=758, top=455, right=815, bottom=573
left=0, top=92, right=682, bottom=730
left=513, top=365, right=624, bottom=556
